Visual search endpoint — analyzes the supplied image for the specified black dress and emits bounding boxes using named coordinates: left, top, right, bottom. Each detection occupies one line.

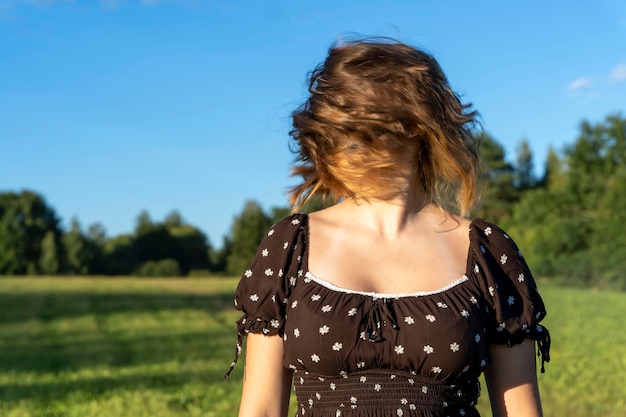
left=226, top=214, right=550, bottom=417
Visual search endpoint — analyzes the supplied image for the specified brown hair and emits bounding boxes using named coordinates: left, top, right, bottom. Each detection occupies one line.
left=289, top=38, right=480, bottom=215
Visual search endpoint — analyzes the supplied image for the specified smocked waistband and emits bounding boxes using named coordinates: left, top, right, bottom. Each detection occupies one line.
left=293, top=369, right=480, bottom=415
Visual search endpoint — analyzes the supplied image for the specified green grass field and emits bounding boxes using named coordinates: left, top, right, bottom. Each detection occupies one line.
left=0, top=277, right=624, bottom=417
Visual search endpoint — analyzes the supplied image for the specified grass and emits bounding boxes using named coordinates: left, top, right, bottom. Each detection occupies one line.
left=0, top=277, right=624, bottom=417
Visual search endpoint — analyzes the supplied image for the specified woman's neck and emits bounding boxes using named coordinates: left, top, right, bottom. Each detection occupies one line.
left=337, top=194, right=448, bottom=239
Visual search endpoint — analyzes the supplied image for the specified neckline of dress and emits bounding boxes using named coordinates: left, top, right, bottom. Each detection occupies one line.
left=304, top=271, right=469, bottom=298
left=300, top=213, right=483, bottom=299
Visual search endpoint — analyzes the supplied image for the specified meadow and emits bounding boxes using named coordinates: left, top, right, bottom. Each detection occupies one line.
left=0, top=277, right=624, bottom=417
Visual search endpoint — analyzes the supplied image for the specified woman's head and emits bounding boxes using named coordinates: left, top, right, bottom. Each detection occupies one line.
left=289, top=38, right=480, bottom=215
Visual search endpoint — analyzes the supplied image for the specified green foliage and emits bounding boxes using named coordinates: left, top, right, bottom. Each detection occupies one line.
left=226, top=200, right=273, bottom=276
left=475, top=132, right=518, bottom=222
left=39, top=230, right=61, bottom=274
left=591, top=167, right=626, bottom=289
left=62, top=218, right=100, bottom=275
left=134, top=259, right=181, bottom=277
left=0, top=190, right=62, bottom=274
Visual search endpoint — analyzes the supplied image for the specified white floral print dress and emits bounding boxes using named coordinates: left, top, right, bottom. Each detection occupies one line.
left=226, top=214, right=550, bottom=417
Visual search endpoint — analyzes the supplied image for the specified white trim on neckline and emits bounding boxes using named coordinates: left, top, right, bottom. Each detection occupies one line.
left=304, top=271, right=469, bottom=298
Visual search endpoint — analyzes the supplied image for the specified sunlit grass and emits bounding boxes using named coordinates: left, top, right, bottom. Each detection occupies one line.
left=0, top=277, right=623, bottom=416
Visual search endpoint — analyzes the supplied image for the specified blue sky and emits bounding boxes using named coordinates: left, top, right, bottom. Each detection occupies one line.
left=1, top=0, right=625, bottom=246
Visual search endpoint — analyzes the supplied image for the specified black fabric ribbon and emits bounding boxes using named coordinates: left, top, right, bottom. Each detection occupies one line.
left=365, top=298, right=400, bottom=342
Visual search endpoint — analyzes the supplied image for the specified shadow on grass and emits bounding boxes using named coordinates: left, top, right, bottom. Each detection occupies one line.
left=0, top=367, right=220, bottom=407
left=0, top=291, right=236, bottom=324
left=0, top=327, right=236, bottom=373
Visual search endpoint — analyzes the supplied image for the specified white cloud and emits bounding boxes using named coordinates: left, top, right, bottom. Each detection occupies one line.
left=611, top=64, right=626, bottom=82
left=567, top=77, right=593, bottom=91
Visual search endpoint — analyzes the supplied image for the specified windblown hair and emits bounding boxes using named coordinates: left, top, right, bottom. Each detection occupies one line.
left=289, top=38, right=480, bottom=215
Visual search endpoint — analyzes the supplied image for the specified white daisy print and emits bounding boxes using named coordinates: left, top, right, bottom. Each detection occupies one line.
left=319, top=325, right=330, bottom=335
left=484, top=227, right=492, bottom=236
left=332, top=342, right=343, bottom=351
left=422, top=386, right=428, bottom=394
left=283, top=242, right=289, bottom=249
left=409, top=404, right=417, bottom=411
left=330, top=383, right=336, bottom=390
left=475, top=334, right=481, bottom=343
left=408, top=378, right=415, bottom=385
left=450, top=342, right=460, bottom=352
left=311, top=294, right=321, bottom=301
left=270, top=319, right=280, bottom=328
left=424, top=345, right=434, bottom=354
left=404, top=316, right=415, bottom=324
left=261, top=248, right=269, bottom=257
left=294, top=328, right=300, bottom=337
left=350, top=396, right=357, bottom=404
left=321, top=305, right=333, bottom=313
left=374, top=383, right=381, bottom=392
left=291, top=300, right=298, bottom=308
left=508, top=295, right=515, bottom=305
left=267, top=229, right=275, bottom=236
left=394, top=345, right=405, bottom=355
left=500, top=254, right=508, bottom=264
left=436, top=302, right=448, bottom=309
left=474, top=264, right=479, bottom=274
left=357, top=361, right=366, bottom=368
left=489, top=286, right=495, bottom=297
left=244, top=269, right=253, bottom=278
left=401, top=398, right=408, bottom=405
left=425, top=314, right=436, bottom=322
left=291, top=218, right=301, bottom=225
left=348, top=308, right=358, bottom=316
left=397, top=408, right=403, bottom=417
left=264, top=268, right=274, bottom=276
left=461, top=310, right=469, bottom=318
left=311, top=354, right=320, bottom=362
left=470, top=296, right=478, bottom=304
left=432, top=366, right=442, bottom=373
left=250, top=294, right=259, bottom=302
left=518, top=273, right=525, bottom=282
left=359, top=376, right=367, bottom=383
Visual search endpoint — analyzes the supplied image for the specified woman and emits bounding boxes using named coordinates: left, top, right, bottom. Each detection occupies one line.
left=226, top=38, right=550, bottom=417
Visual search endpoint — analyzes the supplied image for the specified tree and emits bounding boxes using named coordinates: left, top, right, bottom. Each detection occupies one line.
left=62, top=217, right=100, bottom=275
left=0, top=190, right=62, bottom=274
left=164, top=210, right=183, bottom=228
left=592, top=167, right=626, bottom=289
left=475, top=133, right=517, bottom=222
left=514, top=139, right=536, bottom=191
left=102, top=234, right=135, bottom=275
left=168, top=224, right=211, bottom=274
left=135, top=210, right=153, bottom=236
left=39, top=230, right=61, bottom=274
left=226, top=200, right=272, bottom=275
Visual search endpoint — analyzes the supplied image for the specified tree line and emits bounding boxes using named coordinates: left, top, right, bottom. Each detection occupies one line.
left=1, top=113, right=624, bottom=288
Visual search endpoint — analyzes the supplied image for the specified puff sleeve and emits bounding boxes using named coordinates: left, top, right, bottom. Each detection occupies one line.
left=470, top=219, right=551, bottom=372
left=224, top=213, right=307, bottom=378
